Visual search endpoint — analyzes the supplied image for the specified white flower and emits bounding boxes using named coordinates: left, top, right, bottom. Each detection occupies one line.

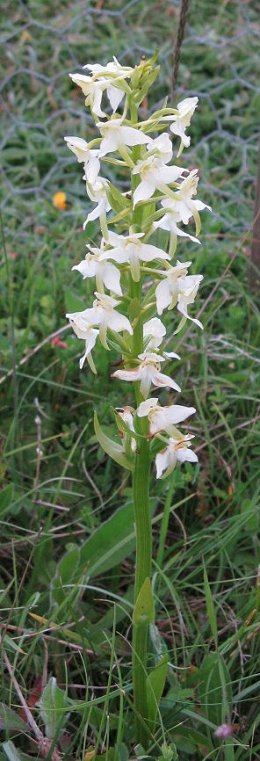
left=142, top=318, right=180, bottom=361
left=83, top=177, right=111, bottom=228
left=156, top=268, right=203, bottom=329
left=145, top=133, right=173, bottom=163
left=143, top=317, right=166, bottom=350
left=84, top=57, right=133, bottom=113
left=103, top=231, right=170, bottom=281
left=160, top=169, right=211, bottom=234
left=112, top=351, right=181, bottom=399
left=72, top=248, right=122, bottom=295
left=69, top=73, right=108, bottom=118
left=155, top=432, right=198, bottom=478
left=70, top=58, right=132, bottom=118
left=67, top=292, right=132, bottom=351
left=132, top=151, right=184, bottom=206
left=137, top=397, right=196, bottom=435
left=64, top=136, right=100, bottom=184
left=154, top=205, right=200, bottom=245
left=176, top=275, right=203, bottom=328
left=65, top=310, right=99, bottom=372
left=164, top=97, right=198, bottom=155
left=97, top=117, right=152, bottom=158
left=155, top=260, right=191, bottom=314
left=84, top=57, right=133, bottom=80
left=117, top=405, right=136, bottom=454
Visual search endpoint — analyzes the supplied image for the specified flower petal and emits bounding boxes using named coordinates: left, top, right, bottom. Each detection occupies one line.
left=155, top=448, right=175, bottom=479
left=176, top=447, right=198, bottom=463
left=133, top=180, right=155, bottom=205
left=154, top=370, right=181, bottom=393
left=155, top=279, right=172, bottom=315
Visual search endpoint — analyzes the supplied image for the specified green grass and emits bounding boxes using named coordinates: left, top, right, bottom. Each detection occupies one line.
left=0, top=0, right=259, bottom=759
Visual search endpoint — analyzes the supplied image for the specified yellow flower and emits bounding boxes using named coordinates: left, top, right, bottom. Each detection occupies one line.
left=52, top=191, right=67, bottom=210
left=84, top=751, right=95, bottom=761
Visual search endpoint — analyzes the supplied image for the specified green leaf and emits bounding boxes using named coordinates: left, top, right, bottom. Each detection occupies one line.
left=203, top=563, right=218, bottom=646
left=94, top=412, right=133, bottom=471
left=0, top=484, right=14, bottom=516
left=51, top=544, right=80, bottom=606
left=37, top=676, right=69, bottom=740
left=0, top=704, right=28, bottom=733
left=3, top=634, right=25, bottom=655
left=2, top=742, right=34, bottom=761
left=146, top=655, right=168, bottom=730
left=173, top=726, right=212, bottom=752
left=80, top=501, right=136, bottom=577
left=133, top=578, right=155, bottom=626
left=117, top=743, right=129, bottom=761
left=79, top=497, right=159, bottom=578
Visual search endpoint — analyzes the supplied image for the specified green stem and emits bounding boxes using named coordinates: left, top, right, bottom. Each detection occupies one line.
left=129, top=96, right=154, bottom=747
left=132, top=427, right=151, bottom=747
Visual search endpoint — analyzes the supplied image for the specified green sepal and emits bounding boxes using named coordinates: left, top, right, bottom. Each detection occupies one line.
left=94, top=412, right=133, bottom=471
left=106, top=182, right=131, bottom=215
left=133, top=577, right=155, bottom=626
left=109, top=207, right=132, bottom=226
left=146, top=654, right=168, bottom=730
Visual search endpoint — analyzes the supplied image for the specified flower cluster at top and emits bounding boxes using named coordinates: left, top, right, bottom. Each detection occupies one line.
left=65, top=56, right=211, bottom=478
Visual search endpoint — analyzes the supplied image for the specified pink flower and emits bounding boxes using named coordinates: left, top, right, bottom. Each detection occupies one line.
left=214, top=724, right=234, bottom=739
left=51, top=336, right=68, bottom=349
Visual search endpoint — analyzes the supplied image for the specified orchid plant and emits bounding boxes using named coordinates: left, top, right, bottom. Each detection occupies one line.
left=65, top=55, right=210, bottom=748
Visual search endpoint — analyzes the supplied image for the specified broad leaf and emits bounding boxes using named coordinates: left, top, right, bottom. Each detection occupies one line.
left=146, top=655, right=168, bottom=729
left=37, top=676, right=69, bottom=740
left=80, top=501, right=135, bottom=577
left=94, top=412, right=133, bottom=471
